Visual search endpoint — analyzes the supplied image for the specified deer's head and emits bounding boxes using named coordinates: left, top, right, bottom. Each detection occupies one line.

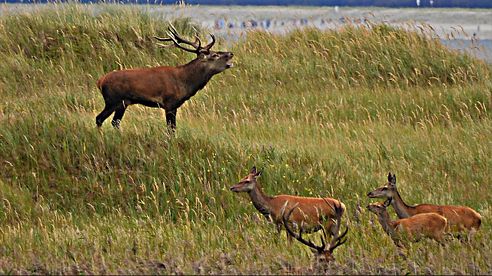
left=366, top=199, right=392, bottom=215
left=367, top=172, right=398, bottom=200
left=282, top=202, right=348, bottom=263
left=154, top=25, right=233, bottom=75
left=230, top=166, right=262, bottom=193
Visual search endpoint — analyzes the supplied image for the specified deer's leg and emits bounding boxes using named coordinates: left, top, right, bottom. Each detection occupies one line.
left=96, top=102, right=118, bottom=127
left=166, top=109, right=177, bottom=132
left=111, top=103, right=127, bottom=129
left=278, top=223, right=293, bottom=243
left=326, top=220, right=337, bottom=241
left=286, top=228, right=293, bottom=243
left=394, top=238, right=406, bottom=249
left=276, top=223, right=282, bottom=236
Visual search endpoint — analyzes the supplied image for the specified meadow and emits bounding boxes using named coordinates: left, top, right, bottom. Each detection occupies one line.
left=0, top=4, right=491, bottom=274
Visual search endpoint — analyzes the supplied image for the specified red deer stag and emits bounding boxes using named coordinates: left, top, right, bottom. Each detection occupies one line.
left=230, top=166, right=346, bottom=241
left=96, top=25, right=234, bottom=130
left=367, top=200, right=447, bottom=247
left=367, top=173, right=481, bottom=232
left=282, top=202, right=348, bottom=262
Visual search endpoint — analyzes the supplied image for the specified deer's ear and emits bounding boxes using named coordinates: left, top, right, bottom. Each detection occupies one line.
left=383, top=198, right=392, bottom=207
left=255, top=170, right=262, bottom=177
left=250, top=166, right=257, bottom=175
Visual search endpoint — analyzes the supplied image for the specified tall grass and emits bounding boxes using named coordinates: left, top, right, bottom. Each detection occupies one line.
left=0, top=3, right=491, bottom=274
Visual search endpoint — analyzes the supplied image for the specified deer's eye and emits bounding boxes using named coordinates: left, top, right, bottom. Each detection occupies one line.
left=211, top=53, right=219, bottom=58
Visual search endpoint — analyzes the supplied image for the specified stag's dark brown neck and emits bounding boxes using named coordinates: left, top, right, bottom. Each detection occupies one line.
left=248, top=181, right=273, bottom=220
left=179, top=59, right=215, bottom=94
left=376, top=210, right=398, bottom=238
left=391, top=190, right=415, bottom=218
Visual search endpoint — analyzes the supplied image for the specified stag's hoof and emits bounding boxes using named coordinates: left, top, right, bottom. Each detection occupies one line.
left=111, top=119, right=121, bottom=129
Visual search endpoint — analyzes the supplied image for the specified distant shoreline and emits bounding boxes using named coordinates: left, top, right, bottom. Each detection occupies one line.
left=1, top=3, right=491, bottom=62
left=2, top=0, right=492, bottom=9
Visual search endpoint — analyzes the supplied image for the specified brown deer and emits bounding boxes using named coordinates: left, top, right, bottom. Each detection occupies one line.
left=367, top=173, right=481, bottom=232
left=282, top=202, right=348, bottom=262
left=96, top=25, right=234, bottom=130
left=230, top=166, right=346, bottom=241
left=367, top=201, right=447, bottom=247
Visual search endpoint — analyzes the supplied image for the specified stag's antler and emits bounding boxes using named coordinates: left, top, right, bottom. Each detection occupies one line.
left=154, top=24, right=216, bottom=54
left=282, top=203, right=327, bottom=254
left=282, top=201, right=348, bottom=258
left=203, top=33, right=216, bottom=51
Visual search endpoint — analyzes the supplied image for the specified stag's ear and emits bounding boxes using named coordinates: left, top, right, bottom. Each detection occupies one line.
left=250, top=166, right=257, bottom=175
left=387, top=172, right=396, bottom=185
left=390, top=174, right=396, bottom=185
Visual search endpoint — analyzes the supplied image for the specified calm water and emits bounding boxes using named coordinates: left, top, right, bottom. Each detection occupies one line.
left=441, top=39, right=492, bottom=63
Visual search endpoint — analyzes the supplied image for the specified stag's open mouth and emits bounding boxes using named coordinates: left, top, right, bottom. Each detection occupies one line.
left=226, top=60, right=234, bottom=68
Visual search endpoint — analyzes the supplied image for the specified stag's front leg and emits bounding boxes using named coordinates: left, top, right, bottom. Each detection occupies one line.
left=165, top=109, right=177, bottom=132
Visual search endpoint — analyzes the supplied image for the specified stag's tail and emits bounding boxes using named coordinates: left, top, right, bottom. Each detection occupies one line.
left=96, top=75, right=112, bottom=103
left=96, top=75, right=106, bottom=91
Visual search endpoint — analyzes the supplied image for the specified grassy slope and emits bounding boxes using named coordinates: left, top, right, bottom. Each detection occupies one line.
left=0, top=4, right=491, bottom=274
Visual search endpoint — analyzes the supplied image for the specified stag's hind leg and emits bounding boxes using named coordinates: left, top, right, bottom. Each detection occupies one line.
left=96, top=102, right=118, bottom=127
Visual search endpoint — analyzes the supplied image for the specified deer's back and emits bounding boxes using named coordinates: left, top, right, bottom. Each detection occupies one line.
left=413, top=204, right=481, bottom=231
left=395, top=213, right=447, bottom=239
left=270, top=195, right=344, bottom=225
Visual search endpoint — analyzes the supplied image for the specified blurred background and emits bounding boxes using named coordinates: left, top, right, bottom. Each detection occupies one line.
left=3, top=0, right=491, bottom=62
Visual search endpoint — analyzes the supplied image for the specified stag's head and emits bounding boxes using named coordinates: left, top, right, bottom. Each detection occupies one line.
left=230, top=166, right=261, bottom=193
left=282, top=202, right=348, bottom=263
left=367, top=172, right=398, bottom=200
left=154, top=25, right=234, bottom=74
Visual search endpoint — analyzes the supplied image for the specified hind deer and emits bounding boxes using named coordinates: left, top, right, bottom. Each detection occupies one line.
left=96, top=25, right=234, bottom=131
left=282, top=202, right=348, bottom=262
left=367, top=173, right=481, bottom=233
left=230, top=167, right=346, bottom=241
left=367, top=200, right=447, bottom=247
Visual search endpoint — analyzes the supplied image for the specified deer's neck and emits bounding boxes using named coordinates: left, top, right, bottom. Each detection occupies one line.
left=248, top=183, right=273, bottom=220
left=391, top=190, right=416, bottom=218
left=376, top=211, right=398, bottom=238
left=179, top=59, right=214, bottom=95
